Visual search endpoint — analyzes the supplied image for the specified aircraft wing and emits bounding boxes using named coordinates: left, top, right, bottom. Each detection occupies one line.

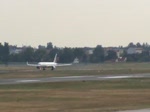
left=27, top=62, right=39, bottom=66
left=56, top=63, right=72, bottom=66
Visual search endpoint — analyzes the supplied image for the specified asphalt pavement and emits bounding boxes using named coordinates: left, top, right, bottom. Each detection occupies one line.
left=0, top=73, right=150, bottom=85
left=118, top=109, right=150, bottom=112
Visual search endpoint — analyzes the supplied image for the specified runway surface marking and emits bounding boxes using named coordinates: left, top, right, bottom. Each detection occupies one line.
left=56, top=76, right=94, bottom=78
left=101, top=76, right=133, bottom=79
left=16, top=80, right=40, bottom=83
left=0, top=73, right=149, bottom=85
left=118, top=109, right=150, bottom=112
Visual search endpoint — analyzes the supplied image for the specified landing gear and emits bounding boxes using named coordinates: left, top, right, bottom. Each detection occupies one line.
left=36, top=66, right=40, bottom=69
left=51, top=66, right=54, bottom=70
left=37, top=66, right=45, bottom=70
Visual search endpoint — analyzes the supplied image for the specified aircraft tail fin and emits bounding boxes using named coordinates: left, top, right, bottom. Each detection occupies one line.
left=53, top=54, right=57, bottom=63
left=26, top=61, right=29, bottom=65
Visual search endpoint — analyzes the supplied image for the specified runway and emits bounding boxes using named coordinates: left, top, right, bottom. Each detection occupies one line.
left=0, top=73, right=150, bottom=85
left=118, top=109, right=150, bottom=112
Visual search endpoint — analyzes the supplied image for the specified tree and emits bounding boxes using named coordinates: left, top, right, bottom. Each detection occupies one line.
left=136, top=42, right=142, bottom=47
left=82, top=54, right=89, bottom=63
left=3, top=42, right=9, bottom=64
left=105, top=50, right=117, bottom=61
left=90, top=45, right=104, bottom=63
left=0, top=43, right=3, bottom=62
left=59, top=48, right=74, bottom=63
left=73, top=48, right=84, bottom=61
left=45, top=47, right=60, bottom=62
left=47, top=42, right=53, bottom=50
left=128, top=42, right=136, bottom=47
left=21, top=47, right=34, bottom=62
left=33, top=49, right=47, bottom=61
left=0, top=42, right=9, bottom=64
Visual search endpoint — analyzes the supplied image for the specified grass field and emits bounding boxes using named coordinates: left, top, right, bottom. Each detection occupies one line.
left=0, top=63, right=150, bottom=112
left=1, top=62, right=150, bottom=78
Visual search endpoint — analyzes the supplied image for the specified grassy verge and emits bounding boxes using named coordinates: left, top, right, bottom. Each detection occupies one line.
left=0, top=63, right=150, bottom=112
left=1, top=63, right=150, bottom=79
left=0, top=79, right=150, bottom=112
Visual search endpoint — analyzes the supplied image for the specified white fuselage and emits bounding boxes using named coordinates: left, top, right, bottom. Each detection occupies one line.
left=38, top=62, right=57, bottom=67
left=27, top=54, right=72, bottom=70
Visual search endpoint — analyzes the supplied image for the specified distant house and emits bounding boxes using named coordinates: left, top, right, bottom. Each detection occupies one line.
left=73, top=57, right=79, bottom=64
left=105, top=57, right=127, bottom=63
left=116, top=49, right=124, bottom=58
left=9, top=46, right=24, bottom=54
left=84, top=47, right=94, bottom=55
left=9, top=45, right=33, bottom=54
left=104, top=47, right=126, bottom=63
left=127, top=47, right=143, bottom=54
left=38, top=45, right=46, bottom=50
left=104, top=47, right=124, bottom=58
left=116, top=57, right=127, bottom=62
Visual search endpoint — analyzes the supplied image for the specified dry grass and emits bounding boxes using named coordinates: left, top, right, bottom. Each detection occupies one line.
left=0, top=89, right=149, bottom=112
left=0, top=79, right=149, bottom=112
left=1, top=62, right=150, bottom=79
left=0, top=63, right=150, bottom=112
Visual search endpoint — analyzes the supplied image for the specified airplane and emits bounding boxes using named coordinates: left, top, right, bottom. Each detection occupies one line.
left=27, top=54, right=72, bottom=70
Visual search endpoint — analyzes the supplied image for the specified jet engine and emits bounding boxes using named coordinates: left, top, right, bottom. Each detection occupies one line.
left=36, top=66, right=40, bottom=69
left=51, top=66, right=55, bottom=70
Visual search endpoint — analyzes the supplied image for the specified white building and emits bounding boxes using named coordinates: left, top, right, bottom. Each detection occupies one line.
left=84, top=47, right=94, bottom=55
left=73, top=57, right=79, bottom=64
left=9, top=46, right=23, bottom=54
left=127, top=47, right=143, bottom=54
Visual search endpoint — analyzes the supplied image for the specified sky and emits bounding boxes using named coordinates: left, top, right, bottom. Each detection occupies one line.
left=1, top=0, right=150, bottom=48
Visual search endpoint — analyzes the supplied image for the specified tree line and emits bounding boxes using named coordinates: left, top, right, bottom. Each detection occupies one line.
left=1, top=42, right=150, bottom=64
left=0, top=42, right=9, bottom=64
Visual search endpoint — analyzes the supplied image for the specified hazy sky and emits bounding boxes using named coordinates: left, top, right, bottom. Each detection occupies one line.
left=1, top=0, right=150, bottom=47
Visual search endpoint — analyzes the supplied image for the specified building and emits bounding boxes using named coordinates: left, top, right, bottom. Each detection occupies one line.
left=127, top=47, right=143, bottom=54
left=38, top=45, right=46, bottom=50
left=116, top=57, right=127, bottom=62
left=9, top=46, right=24, bottom=54
left=104, top=47, right=124, bottom=58
left=9, top=45, right=33, bottom=54
left=84, top=47, right=94, bottom=55
left=73, top=57, right=79, bottom=64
